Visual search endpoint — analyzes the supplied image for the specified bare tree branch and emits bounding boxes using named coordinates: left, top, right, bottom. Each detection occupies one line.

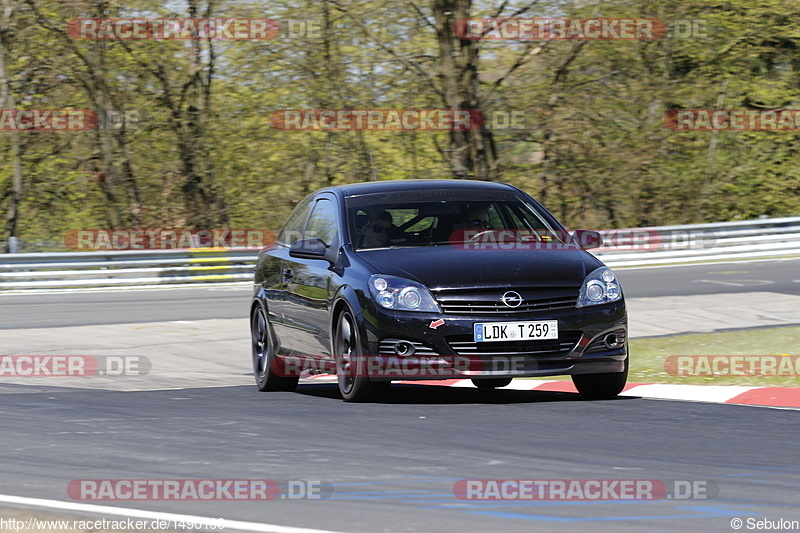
left=408, top=1, right=435, bottom=32
left=482, top=41, right=549, bottom=104
left=328, top=0, right=442, bottom=98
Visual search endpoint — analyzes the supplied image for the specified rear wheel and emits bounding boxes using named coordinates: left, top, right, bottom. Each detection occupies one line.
left=334, top=310, right=389, bottom=402
left=571, top=357, right=628, bottom=399
left=251, top=303, right=298, bottom=392
left=471, top=378, right=513, bottom=389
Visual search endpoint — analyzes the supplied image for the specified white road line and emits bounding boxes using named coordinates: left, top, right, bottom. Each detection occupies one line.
left=504, top=379, right=560, bottom=390
left=620, top=384, right=757, bottom=402
left=0, top=494, right=348, bottom=533
left=612, top=256, right=800, bottom=270
left=693, top=279, right=774, bottom=287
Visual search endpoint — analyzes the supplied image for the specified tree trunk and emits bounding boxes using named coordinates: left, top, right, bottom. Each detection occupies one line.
left=0, top=0, right=23, bottom=250
left=432, top=0, right=492, bottom=180
left=178, top=0, right=226, bottom=227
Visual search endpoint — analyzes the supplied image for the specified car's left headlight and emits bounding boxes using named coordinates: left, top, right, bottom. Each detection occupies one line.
left=577, top=267, right=622, bottom=307
left=369, top=274, right=441, bottom=312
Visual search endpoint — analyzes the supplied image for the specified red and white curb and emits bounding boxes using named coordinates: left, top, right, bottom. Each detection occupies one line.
left=304, top=375, right=800, bottom=409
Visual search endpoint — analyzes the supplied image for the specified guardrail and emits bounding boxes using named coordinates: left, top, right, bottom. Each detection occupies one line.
left=1, top=216, right=799, bottom=291
left=0, top=248, right=260, bottom=290
left=593, top=216, right=800, bottom=267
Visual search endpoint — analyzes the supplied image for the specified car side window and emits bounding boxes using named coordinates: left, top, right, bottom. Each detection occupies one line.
left=304, top=199, right=338, bottom=246
left=485, top=204, right=503, bottom=230
left=278, top=199, right=313, bottom=245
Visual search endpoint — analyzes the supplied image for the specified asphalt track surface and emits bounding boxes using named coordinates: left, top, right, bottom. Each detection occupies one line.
left=1, top=258, right=799, bottom=532
left=1, top=382, right=799, bottom=533
left=1, top=258, right=799, bottom=329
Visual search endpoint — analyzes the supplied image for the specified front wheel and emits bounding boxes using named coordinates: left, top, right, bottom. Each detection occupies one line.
left=251, top=303, right=298, bottom=392
left=334, top=310, right=389, bottom=402
left=571, top=357, right=628, bottom=400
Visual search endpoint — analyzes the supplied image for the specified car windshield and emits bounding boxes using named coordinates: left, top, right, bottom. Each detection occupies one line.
left=346, top=189, right=566, bottom=250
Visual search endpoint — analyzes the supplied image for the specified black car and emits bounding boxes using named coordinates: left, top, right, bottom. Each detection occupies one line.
left=251, top=180, right=627, bottom=401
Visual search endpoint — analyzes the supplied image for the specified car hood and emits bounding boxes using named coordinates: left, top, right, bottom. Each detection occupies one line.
left=355, top=246, right=601, bottom=289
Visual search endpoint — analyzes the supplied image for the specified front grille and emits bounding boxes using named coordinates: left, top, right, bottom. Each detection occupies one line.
left=432, top=286, right=579, bottom=315
left=446, top=331, right=581, bottom=357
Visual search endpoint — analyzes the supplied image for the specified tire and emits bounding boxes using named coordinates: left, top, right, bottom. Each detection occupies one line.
left=251, top=302, right=298, bottom=392
left=571, top=357, right=628, bottom=400
left=471, top=378, right=513, bottom=389
left=334, top=310, right=389, bottom=402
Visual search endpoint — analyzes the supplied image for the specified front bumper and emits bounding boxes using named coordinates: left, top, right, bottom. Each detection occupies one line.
left=358, top=300, right=628, bottom=381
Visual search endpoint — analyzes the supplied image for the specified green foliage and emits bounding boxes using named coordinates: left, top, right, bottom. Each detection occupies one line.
left=1, top=0, right=799, bottom=245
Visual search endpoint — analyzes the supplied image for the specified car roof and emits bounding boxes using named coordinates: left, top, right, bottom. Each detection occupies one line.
left=322, top=179, right=517, bottom=198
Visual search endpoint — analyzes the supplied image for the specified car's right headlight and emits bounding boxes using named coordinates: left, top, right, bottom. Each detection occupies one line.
left=577, top=267, right=622, bottom=307
left=369, top=274, right=441, bottom=312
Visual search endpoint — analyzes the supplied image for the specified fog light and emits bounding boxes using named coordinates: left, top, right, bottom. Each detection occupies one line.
left=603, top=333, right=620, bottom=349
left=395, top=342, right=415, bottom=356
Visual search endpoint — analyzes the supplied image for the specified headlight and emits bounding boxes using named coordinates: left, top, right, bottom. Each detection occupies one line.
left=577, top=267, right=622, bottom=307
left=369, top=275, right=441, bottom=312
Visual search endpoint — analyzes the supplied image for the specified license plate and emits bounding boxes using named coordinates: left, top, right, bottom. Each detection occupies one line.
left=474, top=320, right=558, bottom=342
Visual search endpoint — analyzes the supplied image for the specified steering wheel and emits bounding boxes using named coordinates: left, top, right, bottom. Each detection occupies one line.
left=463, top=230, right=496, bottom=244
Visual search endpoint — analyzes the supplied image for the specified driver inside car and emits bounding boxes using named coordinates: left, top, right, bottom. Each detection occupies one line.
left=459, top=206, right=492, bottom=230
left=359, top=211, right=394, bottom=249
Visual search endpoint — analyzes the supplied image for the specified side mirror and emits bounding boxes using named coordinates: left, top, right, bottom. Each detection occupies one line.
left=572, top=229, right=603, bottom=250
left=289, top=238, right=330, bottom=260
